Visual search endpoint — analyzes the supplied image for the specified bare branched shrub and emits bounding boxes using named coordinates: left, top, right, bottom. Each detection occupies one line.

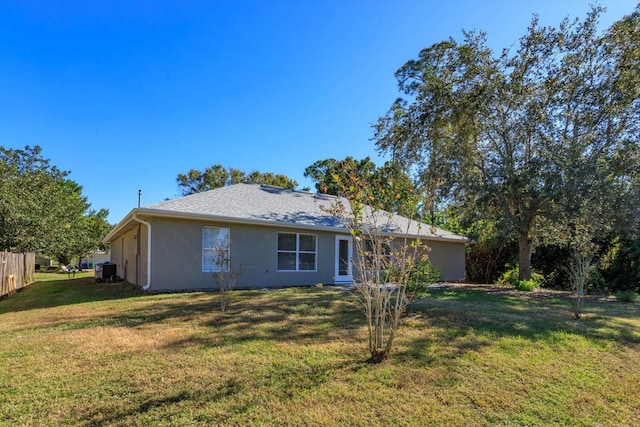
left=563, top=219, right=599, bottom=320
left=208, top=234, right=241, bottom=313
left=567, top=248, right=596, bottom=319
left=322, top=172, right=431, bottom=363
left=211, top=264, right=241, bottom=313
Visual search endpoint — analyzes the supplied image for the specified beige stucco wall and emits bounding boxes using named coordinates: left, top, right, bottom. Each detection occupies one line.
left=149, top=218, right=341, bottom=291
left=349, top=238, right=466, bottom=283
left=115, top=216, right=466, bottom=291
left=425, top=240, right=466, bottom=281
left=109, top=224, right=148, bottom=286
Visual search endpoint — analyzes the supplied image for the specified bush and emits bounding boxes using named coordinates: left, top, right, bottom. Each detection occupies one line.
left=384, top=259, right=442, bottom=297
left=498, top=266, right=520, bottom=287
left=408, top=260, right=442, bottom=289
left=516, top=279, right=539, bottom=291
left=497, top=265, right=542, bottom=291
left=615, top=290, right=639, bottom=303
left=465, top=239, right=518, bottom=284
left=532, top=244, right=571, bottom=288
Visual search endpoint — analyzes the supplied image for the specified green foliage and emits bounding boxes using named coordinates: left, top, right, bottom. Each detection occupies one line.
left=603, top=239, right=640, bottom=293
left=516, top=279, right=539, bottom=292
left=465, top=240, right=515, bottom=284
left=497, top=265, right=542, bottom=291
left=56, top=208, right=112, bottom=265
left=304, top=156, right=419, bottom=216
left=532, top=245, right=571, bottom=288
left=304, top=157, right=375, bottom=196
left=0, top=145, right=111, bottom=260
left=382, top=258, right=441, bottom=296
left=373, top=5, right=640, bottom=282
left=441, top=205, right=518, bottom=283
left=615, top=290, right=639, bottom=303
left=406, top=259, right=442, bottom=296
left=176, top=164, right=297, bottom=195
left=498, top=266, right=520, bottom=288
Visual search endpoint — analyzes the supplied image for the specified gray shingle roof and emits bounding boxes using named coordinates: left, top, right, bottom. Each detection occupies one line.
left=146, top=183, right=344, bottom=228
left=140, top=183, right=466, bottom=242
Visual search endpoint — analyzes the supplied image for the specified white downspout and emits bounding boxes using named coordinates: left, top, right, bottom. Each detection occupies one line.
left=132, top=213, right=152, bottom=291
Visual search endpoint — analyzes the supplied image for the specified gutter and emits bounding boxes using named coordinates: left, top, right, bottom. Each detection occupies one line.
left=132, top=213, right=152, bottom=291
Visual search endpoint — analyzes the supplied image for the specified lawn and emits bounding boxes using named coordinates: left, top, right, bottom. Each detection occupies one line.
left=1, top=278, right=638, bottom=426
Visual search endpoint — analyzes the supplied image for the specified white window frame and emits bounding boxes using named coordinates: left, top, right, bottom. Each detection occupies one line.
left=202, top=226, right=230, bottom=272
left=277, top=232, right=317, bottom=272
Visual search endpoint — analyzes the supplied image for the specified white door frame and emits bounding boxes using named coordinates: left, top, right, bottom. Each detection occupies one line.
left=334, top=235, right=353, bottom=284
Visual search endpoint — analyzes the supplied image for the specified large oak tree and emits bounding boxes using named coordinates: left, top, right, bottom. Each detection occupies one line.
left=373, top=6, right=639, bottom=280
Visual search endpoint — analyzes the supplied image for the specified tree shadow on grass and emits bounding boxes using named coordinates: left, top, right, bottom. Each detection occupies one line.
left=167, top=288, right=362, bottom=348
left=83, top=379, right=245, bottom=426
left=0, top=277, right=143, bottom=314
left=8, top=280, right=637, bottom=366
left=396, top=287, right=640, bottom=366
left=81, top=392, right=190, bottom=426
left=30, top=286, right=363, bottom=348
left=79, top=359, right=362, bottom=426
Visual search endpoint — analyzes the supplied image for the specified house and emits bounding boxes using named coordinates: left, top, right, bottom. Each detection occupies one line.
left=80, top=251, right=110, bottom=269
left=103, top=183, right=467, bottom=291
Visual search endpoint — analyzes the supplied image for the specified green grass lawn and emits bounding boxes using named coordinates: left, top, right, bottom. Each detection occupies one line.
left=1, top=279, right=638, bottom=426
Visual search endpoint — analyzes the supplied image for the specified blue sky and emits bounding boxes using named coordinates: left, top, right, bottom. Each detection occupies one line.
left=1, top=0, right=635, bottom=224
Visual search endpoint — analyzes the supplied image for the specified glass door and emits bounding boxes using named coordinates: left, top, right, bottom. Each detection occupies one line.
left=335, top=235, right=353, bottom=283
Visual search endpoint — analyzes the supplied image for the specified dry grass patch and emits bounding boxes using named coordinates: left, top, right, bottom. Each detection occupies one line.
left=1, top=279, right=639, bottom=426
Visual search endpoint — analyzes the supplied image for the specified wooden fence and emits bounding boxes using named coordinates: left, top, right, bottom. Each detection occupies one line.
left=0, top=251, right=36, bottom=298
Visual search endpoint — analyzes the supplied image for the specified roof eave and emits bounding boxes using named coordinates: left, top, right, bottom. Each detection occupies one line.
left=104, top=207, right=468, bottom=244
left=102, top=209, right=137, bottom=244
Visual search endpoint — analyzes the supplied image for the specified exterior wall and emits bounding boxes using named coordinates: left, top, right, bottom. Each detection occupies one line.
left=85, top=252, right=110, bottom=266
left=426, top=240, right=466, bottom=281
left=149, top=218, right=342, bottom=291
left=350, top=238, right=466, bottom=283
left=109, top=224, right=148, bottom=286
left=136, top=217, right=466, bottom=291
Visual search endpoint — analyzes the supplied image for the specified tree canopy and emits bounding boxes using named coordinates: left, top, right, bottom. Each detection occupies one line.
left=373, top=5, right=640, bottom=280
left=304, top=156, right=419, bottom=217
left=176, top=165, right=298, bottom=196
left=0, top=146, right=112, bottom=263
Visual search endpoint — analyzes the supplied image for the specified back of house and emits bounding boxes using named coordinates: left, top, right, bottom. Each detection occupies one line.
left=103, top=184, right=467, bottom=291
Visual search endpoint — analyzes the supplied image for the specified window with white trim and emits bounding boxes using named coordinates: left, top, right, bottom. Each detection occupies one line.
left=277, top=232, right=317, bottom=271
left=203, top=226, right=230, bottom=272
left=363, top=239, right=391, bottom=264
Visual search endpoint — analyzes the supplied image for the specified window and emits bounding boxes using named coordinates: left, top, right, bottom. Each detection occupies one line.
left=203, top=227, right=230, bottom=272
left=277, top=232, right=317, bottom=271
left=362, top=239, right=391, bottom=269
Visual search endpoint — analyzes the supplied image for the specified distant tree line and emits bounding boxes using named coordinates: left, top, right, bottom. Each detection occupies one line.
left=176, top=165, right=297, bottom=196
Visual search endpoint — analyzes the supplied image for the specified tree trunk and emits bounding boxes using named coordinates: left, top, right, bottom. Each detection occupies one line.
left=518, top=230, right=532, bottom=280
